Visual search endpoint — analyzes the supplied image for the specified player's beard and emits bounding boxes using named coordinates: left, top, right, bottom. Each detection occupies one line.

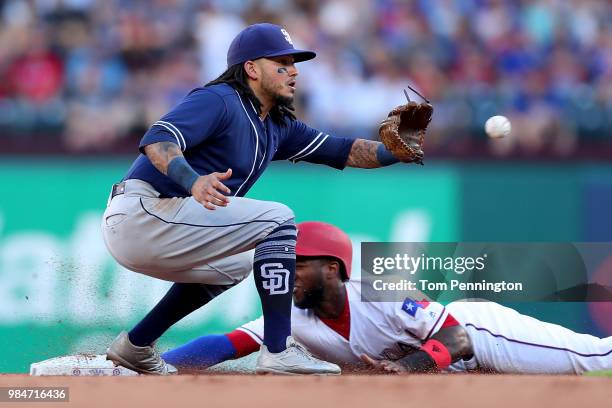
left=293, top=285, right=324, bottom=309
left=274, top=93, right=294, bottom=110
left=261, top=74, right=295, bottom=110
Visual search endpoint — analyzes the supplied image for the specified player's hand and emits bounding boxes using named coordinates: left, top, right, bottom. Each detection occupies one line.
left=360, top=354, right=407, bottom=374
left=191, top=168, right=232, bottom=210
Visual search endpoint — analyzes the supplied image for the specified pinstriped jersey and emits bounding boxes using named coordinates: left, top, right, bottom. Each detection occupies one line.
left=124, top=83, right=354, bottom=198
left=237, top=280, right=450, bottom=364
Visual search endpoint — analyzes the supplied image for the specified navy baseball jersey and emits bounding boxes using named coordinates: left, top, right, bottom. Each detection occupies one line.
left=124, top=83, right=355, bottom=198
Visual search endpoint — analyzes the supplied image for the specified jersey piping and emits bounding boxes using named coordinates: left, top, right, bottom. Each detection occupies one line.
left=287, top=132, right=324, bottom=162
left=234, top=90, right=259, bottom=197
left=248, top=99, right=268, bottom=171
left=152, top=121, right=187, bottom=151
left=465, top=323, right=612, bottom=358
left=290, top=134, right=330, bottom=162
left=237, top=326, right=264, bottom=343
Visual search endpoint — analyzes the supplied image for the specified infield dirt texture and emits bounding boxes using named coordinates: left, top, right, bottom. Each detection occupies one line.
left=1, top=374, right=610, bottom=408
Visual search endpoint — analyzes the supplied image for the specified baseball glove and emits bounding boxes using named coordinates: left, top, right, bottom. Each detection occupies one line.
left=378, top=101, right=433, bottom=164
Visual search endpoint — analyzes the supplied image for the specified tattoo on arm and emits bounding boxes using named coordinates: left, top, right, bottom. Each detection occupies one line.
left=346, top=139, right=382, bottom=169
left=144, top=141, right=183, bottom=175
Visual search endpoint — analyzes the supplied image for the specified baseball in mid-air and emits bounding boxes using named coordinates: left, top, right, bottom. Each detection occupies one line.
left=485, top=115, right=511, bottom=138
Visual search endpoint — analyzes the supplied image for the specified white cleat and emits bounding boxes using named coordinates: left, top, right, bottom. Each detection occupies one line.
left=106, top=331, right=177, bottom=375
left=256, top=336, right=341, bottom=375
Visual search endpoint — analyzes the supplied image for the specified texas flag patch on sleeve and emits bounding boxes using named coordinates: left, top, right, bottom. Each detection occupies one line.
left=401, top=299, right=423, bottom=317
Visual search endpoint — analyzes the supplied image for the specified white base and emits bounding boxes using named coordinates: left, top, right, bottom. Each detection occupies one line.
left=30, top=354, right=139, bottom=376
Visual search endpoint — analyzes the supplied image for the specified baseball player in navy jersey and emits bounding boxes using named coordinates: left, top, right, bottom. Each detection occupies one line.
left=161, top=222, right=612, bottom=375
left=102, top=23, right=407, bottom=375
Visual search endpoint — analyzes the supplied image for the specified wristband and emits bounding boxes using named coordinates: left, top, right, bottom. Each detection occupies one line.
left=376, top=143, right=400, bottom=166
left=420, top=339, right=451, bottom=369
left=167, top=157, right=200, bottom=193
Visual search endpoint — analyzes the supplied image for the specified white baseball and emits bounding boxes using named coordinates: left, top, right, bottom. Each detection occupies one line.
left=485, top=115, right=511, bottom=138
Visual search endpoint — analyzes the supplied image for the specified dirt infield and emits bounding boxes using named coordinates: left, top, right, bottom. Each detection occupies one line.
left=0, top=374, right=610, bottom=408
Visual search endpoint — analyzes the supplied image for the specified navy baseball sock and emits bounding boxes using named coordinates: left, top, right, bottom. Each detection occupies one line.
left=253, top=219, right=297, bottom=353
left=128, top=283, right=230, bottom=347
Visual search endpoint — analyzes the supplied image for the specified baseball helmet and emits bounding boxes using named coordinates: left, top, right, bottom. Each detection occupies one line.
left=296, top=221, right=353, bottom=280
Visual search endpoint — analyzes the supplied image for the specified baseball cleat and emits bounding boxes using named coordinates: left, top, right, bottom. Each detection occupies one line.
left=255, top=336, right=341, bottom=375
left=106, top=331, right=178, bottom=375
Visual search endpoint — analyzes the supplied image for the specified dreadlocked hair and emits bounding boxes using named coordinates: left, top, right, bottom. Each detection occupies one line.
left=206, top=64, right=296, bottom=125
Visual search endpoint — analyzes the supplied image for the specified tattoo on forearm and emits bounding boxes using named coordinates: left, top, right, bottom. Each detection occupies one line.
left=346, top=139, right=382, bottom=168
left=145, top=141, right=183, bottom=175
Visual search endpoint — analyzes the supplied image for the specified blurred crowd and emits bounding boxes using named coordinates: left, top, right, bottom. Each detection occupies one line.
left=0, top=0, right=610, bottom=157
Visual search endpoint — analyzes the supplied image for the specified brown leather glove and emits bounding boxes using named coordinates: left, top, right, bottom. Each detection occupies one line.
left=378, top=101, right=433, bottom=164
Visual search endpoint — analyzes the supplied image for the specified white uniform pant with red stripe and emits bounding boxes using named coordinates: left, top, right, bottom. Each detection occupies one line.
left=446, top=302, right=612, bottom=374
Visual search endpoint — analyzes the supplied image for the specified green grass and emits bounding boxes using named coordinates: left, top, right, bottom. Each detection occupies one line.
left=584, top=370, right=612, bottom=377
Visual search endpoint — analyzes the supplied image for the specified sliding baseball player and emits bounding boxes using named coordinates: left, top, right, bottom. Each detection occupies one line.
left=162, top=222, right=612, bottom=375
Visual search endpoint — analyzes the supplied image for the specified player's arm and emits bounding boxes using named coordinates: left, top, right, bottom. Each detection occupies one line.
left=345, top=139, right=399, bottom=169
left=387, top=324, right=472, bottom=373
left=161, top=329, right=260, bottom=370
left=276, top=122, right=399, bottom=169
left=361, top=315, right=473, bottom=374
left=140, top=88, right=231, bottom=209
left=143, top=141, right=232, bottom=210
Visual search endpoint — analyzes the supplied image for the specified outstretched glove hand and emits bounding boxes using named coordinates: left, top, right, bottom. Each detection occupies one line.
left=378, top=101, right=433, bottom=165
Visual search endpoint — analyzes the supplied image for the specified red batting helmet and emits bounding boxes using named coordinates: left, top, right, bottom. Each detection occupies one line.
left=296, top=221, right=353, bottom=280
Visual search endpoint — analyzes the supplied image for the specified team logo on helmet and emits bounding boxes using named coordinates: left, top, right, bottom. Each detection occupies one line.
left=280, top=28, right=293, bottom=45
